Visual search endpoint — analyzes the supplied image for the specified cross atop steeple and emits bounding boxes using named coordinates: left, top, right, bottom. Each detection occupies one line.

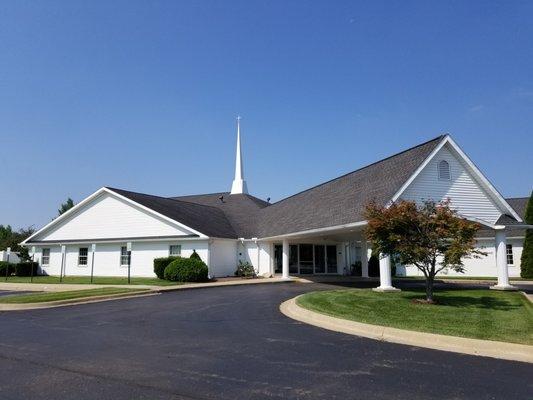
left=230, top=116, right=248, bottom=195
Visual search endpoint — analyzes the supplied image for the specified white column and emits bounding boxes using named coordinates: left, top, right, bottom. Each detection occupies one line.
left=491, top=230, right=516, bottom=291
left=282, top=239, right=290, bottom=279
left=373, top=254, right=400, bottom=292
left=361, top=241, right=369, bottom=278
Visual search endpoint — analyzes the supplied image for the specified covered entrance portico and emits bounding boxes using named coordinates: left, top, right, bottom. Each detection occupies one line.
left=266, top=223, right=400, bottom=291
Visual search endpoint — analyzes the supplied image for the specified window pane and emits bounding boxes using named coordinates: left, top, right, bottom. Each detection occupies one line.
left=314, top=245, right=325, bottom=273
left=327, top=245, right=337, bottom=273
left=120, top=246, right=129, bottom=266
left=42, top=248, right=50, bottom=265
left=274, top=245, right=282, bottom=273
left=299, top=244, right=313, bottom=274
left=289, top=245, right=298, bottom=273
left=169, top=245, right=181, bottom=256
left=506, top=244, right=514, bottom=265
left=78, top=248, right=88, bottom=266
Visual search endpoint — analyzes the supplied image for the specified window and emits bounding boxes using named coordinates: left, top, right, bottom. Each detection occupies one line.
left=78, top=247, right=88, bottom=266
left=169, top=245, right=181, bottom=256
left=298, top=244, right=314, bottom=274
left=506, top=244, right=514, bottom=265
left=42, top=248, right=50, bottom=266
left=438, top=160, right=451, bottom=180
left=120, top=246, right=129, bottom=266
left=326, top=245, right=338, bottom=273
left=314, top=245, right=325, bottom=274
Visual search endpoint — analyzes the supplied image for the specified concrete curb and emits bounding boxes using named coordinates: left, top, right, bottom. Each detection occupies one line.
left=157, top=277, right=297, bottom=293
left=280, top=295, right=533, bottom=364
left=0, top=290, right=158, bottom=311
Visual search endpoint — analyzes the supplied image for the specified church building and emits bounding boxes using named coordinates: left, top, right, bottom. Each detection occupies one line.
left=22, top=119, right=530, bottom=290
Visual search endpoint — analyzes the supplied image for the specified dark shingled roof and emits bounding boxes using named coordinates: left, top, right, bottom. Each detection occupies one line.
left=107, top=136, right=526, bottom=240
left=170, top=192, right=270, bottom=238
left=107, top=187, right=237, bottom=238
left=256, top=135, right=446, bottom=238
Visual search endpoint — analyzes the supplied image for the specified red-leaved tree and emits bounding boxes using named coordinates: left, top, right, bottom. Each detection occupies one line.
left=364, top=199, right=484, bottom=303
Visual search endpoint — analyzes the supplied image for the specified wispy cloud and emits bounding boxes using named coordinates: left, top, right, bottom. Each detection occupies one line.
left=515, top=88, right=533, bottom=98
left=468, top=104, right=484, bottom=113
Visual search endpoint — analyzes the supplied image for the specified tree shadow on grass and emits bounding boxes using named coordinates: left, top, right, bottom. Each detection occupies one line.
left=403, top=292, right=520, bottom=311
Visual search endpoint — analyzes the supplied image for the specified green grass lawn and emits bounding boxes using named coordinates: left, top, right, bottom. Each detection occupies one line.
left=2, top=275, right=180, bottom=286
left=297, top=289, right=533, bottom=345
left=0, top=287, right=149, bottom=304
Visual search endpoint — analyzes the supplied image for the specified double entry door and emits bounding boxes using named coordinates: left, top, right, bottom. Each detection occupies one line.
left=274, top=243, right=338, bottom=275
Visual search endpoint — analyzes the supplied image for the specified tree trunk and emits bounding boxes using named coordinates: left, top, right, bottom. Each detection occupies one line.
left=425, top=275, right=434, bottom=303
left=425, top=260, right=436, bottom=303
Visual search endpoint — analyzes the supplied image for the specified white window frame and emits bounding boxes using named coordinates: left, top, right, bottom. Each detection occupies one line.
left=506, top=244, right=514, bottom=266
left=42, top=248, right=50, bottom=266
left=169, top=245, right=181, bottom=256
left=120, top=246, right=129, bottom=267
left=438, top=160, right=451, bottom=181
left=78, top=247, right=88, bottom=267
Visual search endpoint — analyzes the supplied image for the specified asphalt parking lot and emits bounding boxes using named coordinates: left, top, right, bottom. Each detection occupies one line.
left=0, top=281, right=531, bottom=400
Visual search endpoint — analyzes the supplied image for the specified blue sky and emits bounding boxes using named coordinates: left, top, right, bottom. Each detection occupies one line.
left=1, top=1, right=532, bottom=230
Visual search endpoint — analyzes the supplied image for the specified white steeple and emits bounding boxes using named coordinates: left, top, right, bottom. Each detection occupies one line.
left=230, top=116, right=248, bottom=195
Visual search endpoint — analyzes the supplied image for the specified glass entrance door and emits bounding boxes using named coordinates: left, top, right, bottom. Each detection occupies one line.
left=298, top=244, right=314, bottom=274
left=314, top=245, right=325, bottom=273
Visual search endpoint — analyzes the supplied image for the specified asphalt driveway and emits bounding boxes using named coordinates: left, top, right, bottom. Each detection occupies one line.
left=0, top=282, right=531, bottom=400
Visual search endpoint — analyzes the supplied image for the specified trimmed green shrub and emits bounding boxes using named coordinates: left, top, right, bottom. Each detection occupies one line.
left=153, top=256, right=178, bottom=279
left=521, top=192, right=533, bottom=279
left=0, top=262, right=15, bottom=276
left=164, top=257, right=209, bottom=282
left=14, top=262, right=39, bottom=277
left=235, top=260, right=256, bottom=278
left=190, top=250, right=201, bottom=260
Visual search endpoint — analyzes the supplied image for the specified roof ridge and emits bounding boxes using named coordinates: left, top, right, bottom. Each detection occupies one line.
left=172, top=192, right=229, bottom=199
left=267, top=135, right=446, bottom=207
left=106, top=187, right=227, bottom=214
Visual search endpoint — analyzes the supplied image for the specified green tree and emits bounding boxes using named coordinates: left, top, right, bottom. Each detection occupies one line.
left=0, top=225, right=35, bottom=260
left=520, top=191, right=533, bottom=278
left=58, top=198, right=75, bottom=216
left=364, top=200, right=484, bottom=303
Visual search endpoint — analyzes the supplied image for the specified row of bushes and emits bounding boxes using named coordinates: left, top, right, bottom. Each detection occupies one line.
left=0, top=261, right=39, bottom=277
left=153, top=251, right=209, bottom=282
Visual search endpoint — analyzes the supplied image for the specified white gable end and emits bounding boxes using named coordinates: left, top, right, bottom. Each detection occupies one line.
left=400, top=144, right=503, bottom=224
left=34, top=192, right=194, bottom=241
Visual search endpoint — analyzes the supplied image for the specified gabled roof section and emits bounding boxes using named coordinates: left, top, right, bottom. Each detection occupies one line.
left=171, top=192, right=270, bottom=238
left=392, top=135, right=522, bottom=223
left=107, top=188, right=237, bottom=239
left=256, top=135, right=446, bottom=238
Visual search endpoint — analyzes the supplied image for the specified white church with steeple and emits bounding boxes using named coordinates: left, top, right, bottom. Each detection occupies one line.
left=22, top=119, right=529, bottom=289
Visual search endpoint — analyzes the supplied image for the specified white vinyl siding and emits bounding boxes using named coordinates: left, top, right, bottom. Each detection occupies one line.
left=400, top=144, right=503, bottom=224
left=34, top=192, right=195, bottom=242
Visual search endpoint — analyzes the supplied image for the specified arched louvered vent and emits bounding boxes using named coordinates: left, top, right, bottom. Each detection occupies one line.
left=438, top=160, right=451, bottom=180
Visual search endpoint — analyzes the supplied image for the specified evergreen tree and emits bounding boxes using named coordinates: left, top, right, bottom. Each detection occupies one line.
left=58, top=198, right=75, bottom=216
left=520, top=191, right=533, bottom=278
